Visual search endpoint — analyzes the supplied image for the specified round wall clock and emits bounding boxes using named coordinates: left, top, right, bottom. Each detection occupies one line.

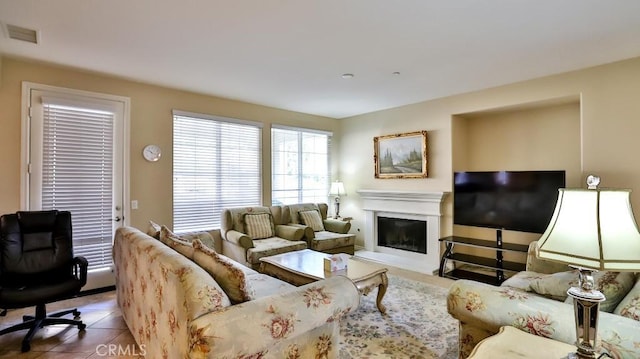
left=142, top=144, right=162, bottom=162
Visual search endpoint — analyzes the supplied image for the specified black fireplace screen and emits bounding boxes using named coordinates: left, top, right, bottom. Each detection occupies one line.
left=377, top=216, right=427, bottom=254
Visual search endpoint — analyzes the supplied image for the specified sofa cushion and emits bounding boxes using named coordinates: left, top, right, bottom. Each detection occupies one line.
left=614, top=274, right=640, bottom=320
left=159, top=226, right=194, bottom=258
left=504, top=270, right=635, bottom=312
left=526, top=241, right=571, bottom=274
left=147, top=220, right=161, bottom=239
left=299, top=210, right=325, bottom=231
left=287, top=203, right=324, bottom=224
left=179, top=231, right=217, bottom=251
left=243, top=213, right=275, bottom=239
left=192, top=239, right=254, bottom=304
left=310, top=231, right=355, bottom=252
left=246, top=237, right=308, bottom=265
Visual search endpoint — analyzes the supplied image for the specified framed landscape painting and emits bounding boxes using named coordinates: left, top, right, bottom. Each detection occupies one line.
left=374, top=130, right=428, bottom=179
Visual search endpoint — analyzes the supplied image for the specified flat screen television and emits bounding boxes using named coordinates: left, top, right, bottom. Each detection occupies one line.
left=454, top=170, right=566, bottom=234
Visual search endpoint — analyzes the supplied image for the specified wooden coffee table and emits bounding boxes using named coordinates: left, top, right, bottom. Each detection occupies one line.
left=259, top=249, right=389, bottom=313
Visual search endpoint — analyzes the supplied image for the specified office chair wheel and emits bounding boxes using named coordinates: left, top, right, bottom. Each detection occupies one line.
left=21, top=342, right=30, bottom=352
left=78, top=323, right=86, bottom=331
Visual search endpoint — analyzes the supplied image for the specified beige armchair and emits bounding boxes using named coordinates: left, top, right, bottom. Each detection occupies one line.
left=284, top=203, right=355, bottom=255
left=220, top=206, right=307, bottom=269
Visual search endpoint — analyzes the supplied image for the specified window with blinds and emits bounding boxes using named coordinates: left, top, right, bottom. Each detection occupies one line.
left=272, top=126, right=331, bottom=205
left=41, top=101, right=115, bottom=272
left=173, top=111, right=262, bottom=232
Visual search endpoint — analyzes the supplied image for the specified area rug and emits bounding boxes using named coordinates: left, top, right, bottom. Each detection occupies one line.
left=339, top=274, right=459, bottom=359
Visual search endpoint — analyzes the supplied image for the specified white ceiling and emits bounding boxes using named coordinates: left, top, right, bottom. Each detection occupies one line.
left=1, top=1, right=640, bottom=119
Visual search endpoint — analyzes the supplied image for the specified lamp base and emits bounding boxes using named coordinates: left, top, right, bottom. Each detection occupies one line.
left=568, top=267, right=606, bottom=359
left=333, top=197, right=340, bottom=219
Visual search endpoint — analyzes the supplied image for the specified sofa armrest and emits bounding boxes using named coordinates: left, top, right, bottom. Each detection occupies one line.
left=188, top=276, right=359, bottom=357
left=223, top=229, right=254, bottom=249
left=323, top=219, right=351, bottom=234
left=274, top=224, right=305, bottom=241
left=448, top=279, right=640, bottom=358
left=287, top=223, right=314, bottom=240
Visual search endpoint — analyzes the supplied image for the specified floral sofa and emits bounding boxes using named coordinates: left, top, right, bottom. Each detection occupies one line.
left=113, top=226, right=360, bottom=359
left=447, top=241, right=640, bottom=359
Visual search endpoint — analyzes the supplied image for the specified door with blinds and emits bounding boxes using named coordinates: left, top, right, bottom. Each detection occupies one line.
left=26, top=86, right=127, bottom=291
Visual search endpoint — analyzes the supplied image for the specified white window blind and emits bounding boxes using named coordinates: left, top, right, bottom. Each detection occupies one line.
left=173, top=111, right=262, bottom=232
left=272, top=127, right=331, bottom=205
left=41, top=101, right=114, bottom=272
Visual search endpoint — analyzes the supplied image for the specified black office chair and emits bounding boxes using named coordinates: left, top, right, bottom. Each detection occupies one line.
left=0, top=210, right=88, bottom=352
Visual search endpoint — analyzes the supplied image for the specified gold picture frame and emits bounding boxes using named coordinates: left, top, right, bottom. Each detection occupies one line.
left=374, top=130, right=428, bottom=179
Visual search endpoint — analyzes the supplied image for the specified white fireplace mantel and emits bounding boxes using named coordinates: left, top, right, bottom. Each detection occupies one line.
left=357, top=189, right=446, bottom=215
left=356, top=189, right=448, bottom=275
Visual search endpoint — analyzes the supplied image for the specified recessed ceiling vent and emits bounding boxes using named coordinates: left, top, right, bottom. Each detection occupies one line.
left=6, top=24, right=39, bottom=44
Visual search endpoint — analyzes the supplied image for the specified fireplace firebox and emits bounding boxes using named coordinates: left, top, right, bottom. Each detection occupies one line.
left=377, top=216, right=427, bottom=254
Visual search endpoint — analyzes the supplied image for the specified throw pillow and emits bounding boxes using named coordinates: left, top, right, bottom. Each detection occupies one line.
left=299, top=210, right=325, bottom=232
left=243, top=213, right=274, bottom=239
left=501, top=271, right=547, bottom=291
left=179, top=231, right=217, bottom=251
left=596, top=271, right=636, bottom=312
left=529, top=270, right=635, bottom=312
left=159, top=225, right=194, bottom=259
left=528, top=270, right=577, bottom=301
left=191, top=239, right=254, bottom=304
left=147, top=220, right=162, bottom=239
left=614, top=275, right=640, bottom=321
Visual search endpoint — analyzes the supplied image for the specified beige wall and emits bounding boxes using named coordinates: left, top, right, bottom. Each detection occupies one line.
left=0, top=57, right=340, bottom=230
left=339, top=56, right=640, bottom=247
left=453, top=103, right=581, bottom=259
left=4, top=55, right=640, bottom=247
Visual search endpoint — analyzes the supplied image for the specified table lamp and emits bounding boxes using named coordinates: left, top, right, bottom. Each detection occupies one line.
left=537, top=175, right=640, bottom=359
left=329, top=181, right=346, bottom=218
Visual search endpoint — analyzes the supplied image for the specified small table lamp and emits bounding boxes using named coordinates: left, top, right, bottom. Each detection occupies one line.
left=329, top=181, right=346, bottom=218
left=537, top=175, right=640, bottom=359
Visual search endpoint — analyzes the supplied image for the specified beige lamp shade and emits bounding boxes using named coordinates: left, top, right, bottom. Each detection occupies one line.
left=329, top=181, right=346, bottom=197
left=537, top=188, right=640, bottom=271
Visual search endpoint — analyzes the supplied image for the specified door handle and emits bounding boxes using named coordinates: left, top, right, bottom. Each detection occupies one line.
left=113, top=216, right=122, bottom=222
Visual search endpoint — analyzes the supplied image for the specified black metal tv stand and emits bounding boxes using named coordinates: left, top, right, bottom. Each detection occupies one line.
left=438, top=229, right=528, bottom=286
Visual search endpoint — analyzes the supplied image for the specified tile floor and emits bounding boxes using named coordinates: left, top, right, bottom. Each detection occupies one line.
left=0, top=259, right=453, bottom=358
left=0, top=291, right=141, bottom=358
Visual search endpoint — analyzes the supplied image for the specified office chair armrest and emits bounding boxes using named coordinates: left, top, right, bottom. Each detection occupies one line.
left=72, top=256, right=89, bottom=286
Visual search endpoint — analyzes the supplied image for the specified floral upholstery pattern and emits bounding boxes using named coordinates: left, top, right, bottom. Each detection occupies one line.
left=246, top=237, right=308, bottom=265
left=188, top=279, right=358, bottom=358
left=615, top=274, right=640, bottom=321
left=503, top=270, right=635, bottom=312
left=113, top=226, right=359, bottom=359
left=448, top=279, right=640, bottom=359
left=192, top=239, right=255, bottom=304
left=159, top=225, right=195, bottom=258
left=147, top=220, right=161, bottom=238
left=447, top=241, right=640, bottom=359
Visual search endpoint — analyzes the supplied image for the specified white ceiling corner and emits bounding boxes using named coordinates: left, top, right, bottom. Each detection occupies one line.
left=1, top=0, right=640, bottom=119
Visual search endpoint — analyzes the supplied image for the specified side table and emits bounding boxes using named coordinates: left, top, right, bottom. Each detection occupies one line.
left=468, top=326, right=576, bottom=359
